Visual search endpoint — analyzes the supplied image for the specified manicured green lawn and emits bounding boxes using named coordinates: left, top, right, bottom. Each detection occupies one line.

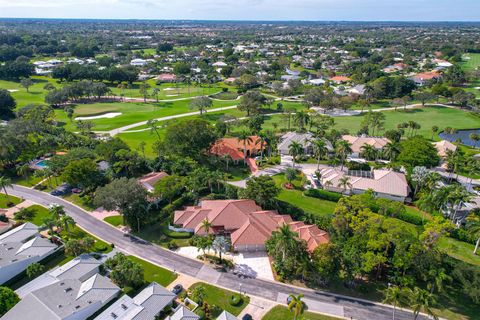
left=25, top=204, right=52, bottom=226
left=262, top=306, right=341, bottom=320
left=134, top=219, right=192, bottom=248
left=127, top=255, right=177, bottom=286
left=256, top=106, right=480, bottom=141
left=272, top=174, right=337, bottom=217
left=0, top=76, right=58, bottom=108
left=104, top=215, right=123, bottom=227
left=12, top=174, right=44, bottom=187
left=461, top=53, right=480, bottom=72
left=62, top=193, right=96, bottom=211
left=61, top=225, right=113, bottom=253
left=0, top=193, right=22, bottom=208
left=189, top=282, right=250, bottom=317
left=438, top=236, right=480, bottom=267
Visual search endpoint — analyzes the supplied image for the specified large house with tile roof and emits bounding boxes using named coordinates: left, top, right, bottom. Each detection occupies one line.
left=209, top=136, right=263, bottom=163
left=173, top=200, right=329, bottom=252
left=319, top=168, right=410, bottom=202
left=341, top=135, right=390, bottom=158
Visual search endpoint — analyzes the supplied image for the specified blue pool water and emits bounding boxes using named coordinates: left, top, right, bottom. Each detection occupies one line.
left=35, top=160, right=48, bottom=168
left=439, top=129, right=480, bottom=147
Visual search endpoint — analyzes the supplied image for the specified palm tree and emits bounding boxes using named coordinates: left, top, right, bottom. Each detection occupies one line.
left=312, top=139, right=329, bottom=171
left=147, top=119, right=161, bottom=141
left=360, top=143, right=378, bottom=161
left=0, top=176, right=13, bottom=202
left=152, top=88, right=160, bottom=102
left=470, top=133, right=480, bottom=149
left=407, top=287, right=438, bottom=320
left=467, top=215, right=480, bottom=254
left=237, top=130, right=253, bottom=165
left=383, top=285, right=404, bottom=320
left=383, top=142, right=400, bottom=161
left=201, top=218, right=212, bottom=234
left=256, top=132, right=267, bottom=164
left=58, top=215, right=76, bottom=233
left=212, top=236, right=229, bottom=263
left=16, top=163, right=31, bottom=181
left=42, top=217, right=56, bottom=235
left=139, top=82, right=150, bottom=103
left=337, top=176, right=352, bottom=194
left=288, top=141, right=304, bottom=169
left=293, top=111, right=310, bottom=131
left=285, top=168, right=297, bottom=187
left=221, top=154, right=231, bottom=172
left=335, top=140, right=352, bottom=170
left=271, top=224, right=298, bottom=260
left=287, top=294, right=305, bottom=320
left=427, top=268, right=451, bottom=294
left=431, top=126, right=439, bottom=140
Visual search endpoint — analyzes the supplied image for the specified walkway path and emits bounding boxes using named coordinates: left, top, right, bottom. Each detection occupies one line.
left=3, top=185, right=427, bottom=320
left=101, top=105, right=237, bottom=136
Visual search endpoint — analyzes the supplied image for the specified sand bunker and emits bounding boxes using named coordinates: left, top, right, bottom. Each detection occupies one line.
left=163, top=88, right=175, bottom=91
left=7, top=89, right=19, bottom=92
left=75, top=112, right=122, bottom=120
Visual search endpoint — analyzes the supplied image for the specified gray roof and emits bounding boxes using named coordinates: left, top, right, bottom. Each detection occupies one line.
left=3, top=273, right=120, bottom=320
left=278, top=132, right=333, bottom=154
left=0, top=235, right=57, bottom=268
left=217, top=311, right=238, bottom=320
left=168, top=306, right=200, bottom=320
left=0, top=222, right=38, bottom=243
left=16, top=254, right=101, bottom=298
left=95, top=282, right=176, bottom=320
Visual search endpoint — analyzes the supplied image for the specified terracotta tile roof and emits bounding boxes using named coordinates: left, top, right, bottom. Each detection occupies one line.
left=434, top=140, right=457, bottom=157
left=342, top=135, right=390, bottom=154
left=329, top=76, right=352, bottom=83
left=138, top=172, right=169, bottom=191
left=210, top=136, right=263, bottom=161
left=174, top=200, right=328, bottom=252
left=411, top=70, right=442, bottom=81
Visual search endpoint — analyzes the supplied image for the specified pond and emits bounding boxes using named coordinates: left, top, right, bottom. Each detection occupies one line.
left=439, top=129, right=480, bottom=147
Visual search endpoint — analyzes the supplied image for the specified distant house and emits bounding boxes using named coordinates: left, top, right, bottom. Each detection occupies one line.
left=308, top=78, right=326, bottom=86
left=319, top=168, right=410, bottom=202
left=212, top=61, right=228, bottom=68
left=5, top=254, right=120, bottom=320
left=281, top=75, right=300, bottom=81
left=433, top=140, right=457, bottom=158
left=278, top=132, right=333, bottom=156
left=95, top=282, right=176, bottom=320
left=348, top=84, right=366, bottom=96
left=410, top=71, right=442, bottom=86
left=156, top=73, right=177, bottom=82
left=342, top=135, right=390, bottom=158
left=138, top=172, right=169, bottom=192
left=329, top=76, right=352, bottom=84
left=0, top=223, right=58, bottom=285
left=130, top=59, right=148, bottom=66
left=174, top=200, right=329, bottom=252
left=210, top=136, right=263, bottom=163
left=167, top=306, right=200, bottom=320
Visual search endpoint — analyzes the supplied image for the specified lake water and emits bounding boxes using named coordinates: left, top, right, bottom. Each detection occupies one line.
left=438, top=129, right=480, bottom=147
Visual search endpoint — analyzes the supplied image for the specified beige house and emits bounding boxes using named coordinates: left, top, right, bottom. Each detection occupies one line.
left=319, top=168, right=409, bottom=202
left=342, top=135, right=390, bottom=158
left=433, top=140, right=457, bottom=158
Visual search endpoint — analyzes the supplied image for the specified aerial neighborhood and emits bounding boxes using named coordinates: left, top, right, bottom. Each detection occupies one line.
left=0, top=12, right=480, bottom=320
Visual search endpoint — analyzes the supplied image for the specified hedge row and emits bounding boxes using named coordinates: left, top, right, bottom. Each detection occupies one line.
left=304, top=188, right=342, bottom=202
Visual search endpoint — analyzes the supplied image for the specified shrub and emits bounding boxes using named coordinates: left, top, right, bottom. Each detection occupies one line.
left=229, top=294, right=243, bottom=306
left=94, top=243, right=108, bottom=252
left=196, top=309, right=206, bottom=320
left=395, top=210, right=424, bottom=225
left=450, top=228, right=476, bottom=244
left=304, top=189, right=342, bottom=202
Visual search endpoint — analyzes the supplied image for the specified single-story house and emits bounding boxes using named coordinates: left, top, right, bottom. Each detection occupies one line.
left=174, top=200, right=329, bottom=252
left=278, top=132, right=333, bottom=156
left=0, top=222, right=58, bottom=285
left=95, top=282, right=176, bottom=320
left=433, top=140, right=457, bottom=158
left=217, top=311, right=238, bottom=320
left=342, top=135, right=390, bottom=158
left=5, top=254, right=120, bottom=320
left=156, top=73, right=177, bottom=82
left=210, top=136, right=263, bottom=162
left=410, top=71, right=442, bottom=86
left=329, top=76, right=352, bottom=84
left=319, top=168, right=410, bottom=202
left=138, top=172, right=169, bottom=192
left=167, top=306, right=200, bottom=320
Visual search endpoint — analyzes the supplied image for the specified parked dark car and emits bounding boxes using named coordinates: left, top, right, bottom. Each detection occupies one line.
left=172, top=284, right=183, bottom=295
left=50, top=183, right=72, bottom=196
left=242, top=314, right=253, bottom=320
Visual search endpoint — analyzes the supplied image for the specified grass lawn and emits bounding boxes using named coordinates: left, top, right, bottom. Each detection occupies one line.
left=104, top=215, right=123, bottom=227
left=24, top=204, right=52, bottom=226
left=61, top=225, right=113, bottom=253
left=127, top=255, right=177, bottom=287
left=254, top=106, right=480, bottom=141
left=0, top=193, right=22, bottom=208
left=62, top=193, right=96, bottom=211
left=272, top=174, right=337, bottom=217
left=438, top=236, right=480, bottom=267
left=12, top=174, right=44, bottom=187
left=134, top=219, right=192, bottom=248
left=461, top=53, right=480, bottom=72
left=189, top=282, right=250, bottom=317
left=262, top=306, right=342, bottom=320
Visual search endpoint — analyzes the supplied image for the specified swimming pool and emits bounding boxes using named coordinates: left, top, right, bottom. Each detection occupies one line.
left=33, top=159, right=49, bottom=168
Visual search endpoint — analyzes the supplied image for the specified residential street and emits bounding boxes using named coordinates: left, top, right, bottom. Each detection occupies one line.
left=4, top=185, right=429, bottom=320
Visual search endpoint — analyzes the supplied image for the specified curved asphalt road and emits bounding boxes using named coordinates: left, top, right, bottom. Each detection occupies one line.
left=6, top=185, right=428, bottom=320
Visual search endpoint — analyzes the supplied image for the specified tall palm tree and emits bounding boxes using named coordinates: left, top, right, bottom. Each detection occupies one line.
left=288, top=141, right=304, bottom=169
left=58, top=215, right=76, bottom=233
left=427, top=267, right=451, bottom=294
left=337, top=176, right=352, bottom=194
left=431, top=126, right=439, bottom=140
left=470, top=133, right=480, bottom=149
left=0, top=176, right=13, bottom=202
left=42, top=217, right=56, bottom=235
left=293, top=111, right=310, bottom=131
left=383, top=142, right=400, bottom=162
left=287, top=294, right=305, bottom=320
left=407, top=287, right=438, bottom=320
left=383, top=285, right=404, bottom=320
left=237, top=130, right=253, bottom=165
left=201, top=218, right=212, bottom=234
left=152, top=87, right=160, bottom=102
left=467, top=215, right=480, bottom=254
left=16, top=163, right=31, bottom=181
left=335, top=140, right=352, bottom=170
left=256, top=131, right=268, bottom=164
left=312, top=139, right=329, bottom=171
left=360, top=143, right=378, bottom=161
left=271, top=224, right=298, bottom=260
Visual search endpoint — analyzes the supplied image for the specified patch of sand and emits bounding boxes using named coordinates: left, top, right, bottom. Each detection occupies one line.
left=75, top=112, right=122, bottom=120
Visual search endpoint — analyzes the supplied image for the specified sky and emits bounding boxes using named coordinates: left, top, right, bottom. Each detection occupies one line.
left=0, top=0, right=479, bottom=21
